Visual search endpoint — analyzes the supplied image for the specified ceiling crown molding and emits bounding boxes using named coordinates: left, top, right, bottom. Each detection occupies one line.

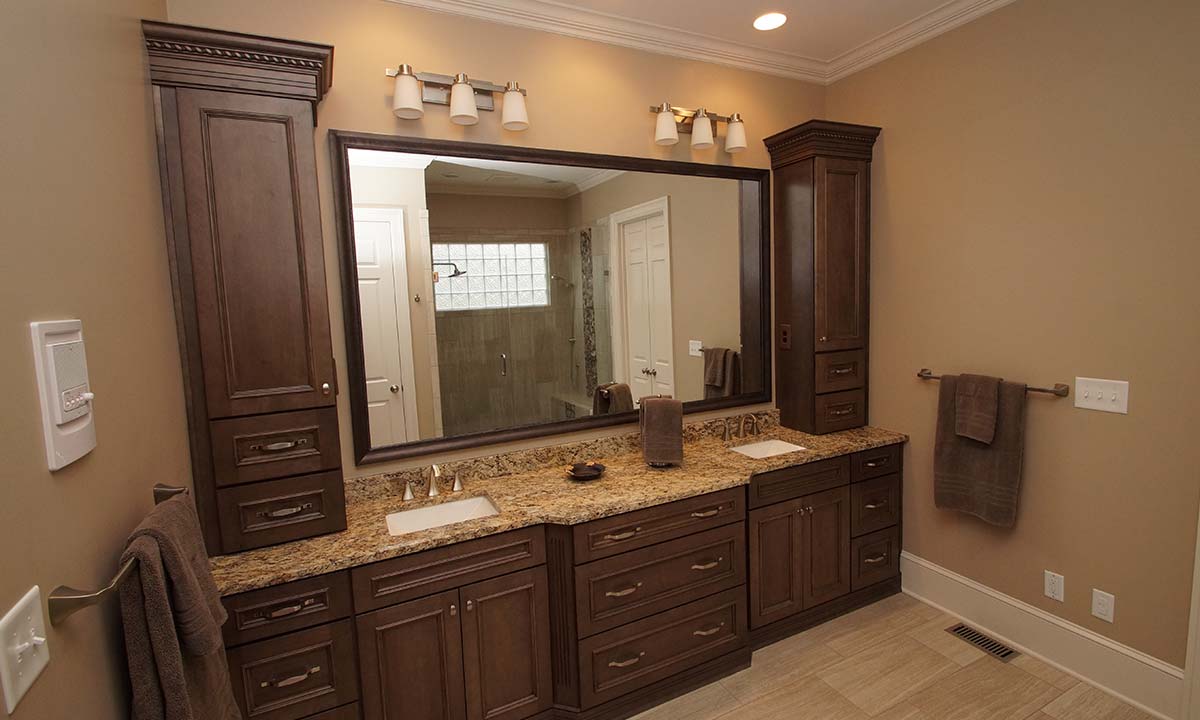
left=384, top=0, right=1017, bottom=85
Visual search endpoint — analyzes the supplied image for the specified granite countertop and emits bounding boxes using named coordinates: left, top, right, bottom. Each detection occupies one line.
left=210, top=425, right=906, bottom=596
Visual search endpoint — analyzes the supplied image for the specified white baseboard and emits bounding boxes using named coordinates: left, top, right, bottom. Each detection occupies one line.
left=901, top=551, right=1184, bottom=720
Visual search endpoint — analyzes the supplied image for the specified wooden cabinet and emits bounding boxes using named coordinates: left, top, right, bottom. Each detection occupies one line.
left=748, top=487, right=850, bottom=628
left=356, top=570, right=552, bottom=720
left=766, top=121, right=879, bottom=435
left=144, top=22, right=344, bottom=553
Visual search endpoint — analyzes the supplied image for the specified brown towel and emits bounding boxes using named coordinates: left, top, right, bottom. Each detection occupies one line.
left=703, top=348, right=741, bottom=399
left=593, top=382, right=634, bottom=415
left=119, top=494, right=241, bottom=720
left=934, top=375, right=1028, bottom=528
left=640, top=396, right=683, bottom=466
left=956, top=373, right=1001, bottom=444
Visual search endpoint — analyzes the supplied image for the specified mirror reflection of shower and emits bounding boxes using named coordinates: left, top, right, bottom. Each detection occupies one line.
left=549, top=273, right=577, bottom=385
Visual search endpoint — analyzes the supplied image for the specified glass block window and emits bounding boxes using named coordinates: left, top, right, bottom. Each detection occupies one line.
left=432, top=242, right=549, bottom=311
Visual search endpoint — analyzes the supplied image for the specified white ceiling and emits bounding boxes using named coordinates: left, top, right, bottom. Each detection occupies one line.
left=385, top=0, right=1017, bottom=83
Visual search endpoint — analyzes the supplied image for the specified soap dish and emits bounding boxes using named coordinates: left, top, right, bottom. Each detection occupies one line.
left=566, top=462, right=606, bottom=481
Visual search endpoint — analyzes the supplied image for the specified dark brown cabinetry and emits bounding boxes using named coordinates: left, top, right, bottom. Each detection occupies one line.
left=748, top=447, right=902, bottom=639
left=143, top=22, right=345, bottom=553
left=766, top=121, right=880, bottom=435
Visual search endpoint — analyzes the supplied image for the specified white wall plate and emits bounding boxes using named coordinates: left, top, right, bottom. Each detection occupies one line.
left=30, top=320, right=97, bottom=470
left=0, top=586, right=50, bottom=714
left=1074, top=377, right=1129, bottom=414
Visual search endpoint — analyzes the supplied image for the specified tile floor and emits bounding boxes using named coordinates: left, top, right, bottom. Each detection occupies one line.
left=632, top=593, right=1155, bottom=720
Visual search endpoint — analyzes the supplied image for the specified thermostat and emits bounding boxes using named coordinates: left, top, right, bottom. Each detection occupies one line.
left=30, top=320, right=96, bottom=470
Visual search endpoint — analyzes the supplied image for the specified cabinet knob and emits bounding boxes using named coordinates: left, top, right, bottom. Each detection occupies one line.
left=466, top=600, right=474, bottom=612
left=389, top=384, right=400, bottom=394
left=818, top=336, right=828, bottom=342
left=321, top=382, right=332, bottom=395
left=449, top=604, right=457, bottom=616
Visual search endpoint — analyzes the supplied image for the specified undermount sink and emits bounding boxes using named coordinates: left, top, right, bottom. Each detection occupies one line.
left=729, top=439, right=807, bottom=459
left=386, top=496, right=500, bottom=536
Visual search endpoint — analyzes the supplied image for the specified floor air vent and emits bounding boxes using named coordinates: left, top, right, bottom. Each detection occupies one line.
left=945, top=623, right=1019, bottom=662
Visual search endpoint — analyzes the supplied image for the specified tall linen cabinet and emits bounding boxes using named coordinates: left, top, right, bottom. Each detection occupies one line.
left=143, top=22, right=345, bottom=554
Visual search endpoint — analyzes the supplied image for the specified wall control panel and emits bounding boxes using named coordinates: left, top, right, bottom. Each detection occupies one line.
left=30, top=320, right=97, bottom=470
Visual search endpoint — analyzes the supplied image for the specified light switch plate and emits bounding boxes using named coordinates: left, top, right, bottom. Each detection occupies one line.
left=688, top=340, right=703, bottom=357
left=30, top=320, right=97, bottom=470
left=0, top=587, right=50, bottom=714
left=1074, top=377, right=1129, bottom=414
left=1092, top=589, right=1116, bottom=623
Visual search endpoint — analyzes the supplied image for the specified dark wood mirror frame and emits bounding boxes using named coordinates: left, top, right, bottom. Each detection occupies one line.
left=329, top=130, right=771, bottom=465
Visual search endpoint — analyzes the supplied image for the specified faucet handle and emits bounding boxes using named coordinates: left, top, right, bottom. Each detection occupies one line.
left=402, top=481, right=415, bottom=501
left=452, top=474, right=463, bottom=493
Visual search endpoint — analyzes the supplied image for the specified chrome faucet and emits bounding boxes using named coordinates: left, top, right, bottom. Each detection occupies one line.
left=740, top=414, right=761, bottom=437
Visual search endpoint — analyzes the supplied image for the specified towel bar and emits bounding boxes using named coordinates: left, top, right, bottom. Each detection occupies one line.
left=47, top=484, right=189, bottom=626
left=917, top=368, right=1069, bottom=397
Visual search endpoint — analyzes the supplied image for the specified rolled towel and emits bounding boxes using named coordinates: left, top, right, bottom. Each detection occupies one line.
left=955, top=373, right=1000, bottom=444
left=641, top=395, right=683, bottom=467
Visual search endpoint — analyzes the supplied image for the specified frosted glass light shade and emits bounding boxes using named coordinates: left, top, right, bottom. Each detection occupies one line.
left=392, top=71, right=423, bottom=120
left=449, top=75, right=478, bottom=126
left=691, top=111, right=714, bottom=150
left=654, top=106, right=679, bottom=146
left=725, top=116, right=747, bottom=153
left=502, top=85, right=529, bottom=131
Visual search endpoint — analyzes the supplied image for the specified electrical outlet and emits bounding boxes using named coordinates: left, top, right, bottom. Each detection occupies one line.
left=1092, top=589, right=1115, bottom=623
left=1074, top=377, right=1129, bottom=414
left=1044, top=571, right=1065, bottom=602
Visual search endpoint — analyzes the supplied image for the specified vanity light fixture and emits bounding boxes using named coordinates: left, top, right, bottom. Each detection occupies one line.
left=385, top=65, right=530, bottom=130
left=649, top=103, right=746, bottom=153
left=691, top=108, right=715, bottom=150
left=654, top=101, right=679, bottom=146
left=449, top=73, right=479, bottom=125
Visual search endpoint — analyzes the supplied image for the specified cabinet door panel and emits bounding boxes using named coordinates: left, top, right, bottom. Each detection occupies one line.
left=176, top=88, right=335, bottom=418
left=461, top=568, right=552, bottom=720
left=802, top=486, right=852, bottom=608
left=748, top=499, right=804, bottom=628
left=357, top=590, right=466, bottom=720
left=813, top=157, right=868, bottom=353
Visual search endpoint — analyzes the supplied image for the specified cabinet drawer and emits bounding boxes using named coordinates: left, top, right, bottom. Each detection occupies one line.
left=573, top=489, right=744, bottom=563
left=575, top=523, right=745, bottom=637
left=815, top=350, right=865, bottom=394
left=852, top=444, right=900, bottom=482
left=850, top=474, right=899, bottom=538
left=749, top=456, right=850, bottom=509
left=814, top=389, right=866, bottom=433
left=851, top=526, right=900, bottom=591
left=210, top=408, right=340, bottom=487
left=578, top=587, right=746, bottom=709
left=228, top=619, right=359, bottom=720
left=222, top=571, right=352, bottom=647
left=217, top=471, right=347, bottom=552
left=309, top=704, right=359, bottom=720
left=352, top=526, right=545, bottom=612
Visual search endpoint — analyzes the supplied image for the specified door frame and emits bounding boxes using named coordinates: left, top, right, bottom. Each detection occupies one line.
left=607, top=196, right=673, bottom=394
left=352, top=205, right=421, bottom=444
left=1184, top=500, right=1200, bottom=718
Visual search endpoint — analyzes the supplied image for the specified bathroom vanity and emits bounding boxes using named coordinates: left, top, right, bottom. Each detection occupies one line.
left=213, top=427, right=905, bottom=720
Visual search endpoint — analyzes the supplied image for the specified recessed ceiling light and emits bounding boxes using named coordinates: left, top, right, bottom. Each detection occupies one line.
left=753, top=12, right=787, bottom=31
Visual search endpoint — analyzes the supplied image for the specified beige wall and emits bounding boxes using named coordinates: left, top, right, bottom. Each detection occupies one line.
left=568, top=173, right=742, bottom=402
left=427, top=192, right=570, bottom=230
left=165, top=0, right=822, bottom=476
left=826, top=0, right=1200, bottom=665
left=0, top=1, right=192, bottom=718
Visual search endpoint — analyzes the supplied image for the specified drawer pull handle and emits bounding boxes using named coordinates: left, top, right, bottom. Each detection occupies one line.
left=603, top=527, right=641, bottom=542
left=829, top=407, right=856, bottom=417
left=830, top=366, right=854, bottom=376
left=690, top=508, right=721, bottom=519
left=863, top=501, right=889, bottom=510
left=261, top=665, right=320, bottom=689
left=263, top=597, right=317, bottom=620
left=251, top=438, right=308, bottom=452
left=257, top=502, right=313, bottom=519
left=693, top=622, right=726, bottom=637
left=450, top=604, right=457, bottom=616
left=605, top=583, right=643, bottom=598
left=690, top=557, right=723, bottom=571
left=864, top=457, right=890, bottom=468
left=608, top=652, right=645, bottom=669
left=863, top=554, right=888, bottom=565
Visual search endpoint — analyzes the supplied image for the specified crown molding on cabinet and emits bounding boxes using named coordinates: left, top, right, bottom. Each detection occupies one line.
left=383, top=0, right=1018, bottom=85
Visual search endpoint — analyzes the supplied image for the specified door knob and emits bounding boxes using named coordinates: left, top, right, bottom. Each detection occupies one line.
left=389, top=384, right=400, bottom=394
left=321, top=382, right=332, bottom=395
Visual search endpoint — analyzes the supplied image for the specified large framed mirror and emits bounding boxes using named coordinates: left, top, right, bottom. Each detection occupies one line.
left=330, top=131, right=770, bottom=464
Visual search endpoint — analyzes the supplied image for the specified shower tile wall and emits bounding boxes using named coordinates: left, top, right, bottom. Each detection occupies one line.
left=432, top=227, right=575, bottom=436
